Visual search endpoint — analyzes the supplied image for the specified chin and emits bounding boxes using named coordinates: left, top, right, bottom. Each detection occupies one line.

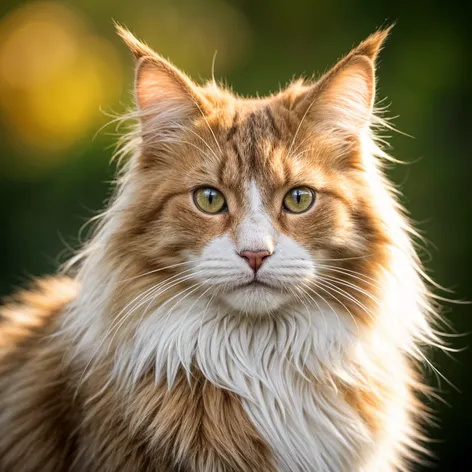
left=221, top=283, right=291, bottom=315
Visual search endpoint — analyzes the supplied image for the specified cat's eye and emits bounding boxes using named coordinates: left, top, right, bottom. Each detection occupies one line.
left=193, top=187, right=227, bottom=214
left=283, top=187, right=315, bottom=214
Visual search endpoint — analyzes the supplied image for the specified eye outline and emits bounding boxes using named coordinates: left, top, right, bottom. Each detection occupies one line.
left=192, top=186, right=228, bottom=215
left=282, top=186, right=316, bottom=214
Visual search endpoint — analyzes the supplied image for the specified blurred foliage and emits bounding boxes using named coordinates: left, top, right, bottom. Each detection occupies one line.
left=0, top=0, right=470, bottom=469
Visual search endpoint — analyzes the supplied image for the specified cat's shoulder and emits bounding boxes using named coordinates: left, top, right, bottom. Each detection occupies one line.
left=0, top=276, right=78, bottom=360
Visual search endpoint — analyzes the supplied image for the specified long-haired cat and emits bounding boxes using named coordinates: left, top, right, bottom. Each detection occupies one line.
left=0, top=25, right=445, bottom=471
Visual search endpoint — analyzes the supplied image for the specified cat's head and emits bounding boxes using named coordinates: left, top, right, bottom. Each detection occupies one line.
left=106, top=26, right=393, bottom=320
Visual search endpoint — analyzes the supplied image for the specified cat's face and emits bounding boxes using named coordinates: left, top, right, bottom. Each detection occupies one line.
left=152, top=104, right=376, bottom=316
left=113, top=28, right=390, bottom=320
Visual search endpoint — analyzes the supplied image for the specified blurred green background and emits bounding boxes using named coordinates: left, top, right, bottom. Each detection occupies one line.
left=0, top=0, right=470, bottom=469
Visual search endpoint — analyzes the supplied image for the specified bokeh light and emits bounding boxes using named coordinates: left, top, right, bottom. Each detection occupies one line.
left=0, top=2, right=123, bottom=172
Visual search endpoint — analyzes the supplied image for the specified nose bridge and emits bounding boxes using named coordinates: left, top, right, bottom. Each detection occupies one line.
left=236, top=181, right=276, bottom=253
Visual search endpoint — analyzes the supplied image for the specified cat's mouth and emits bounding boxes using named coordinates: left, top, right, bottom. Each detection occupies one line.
left=234, top=279, right=284, bottom=293
left=241, top=280, right=272, bottom=288
left=221, top=277, right=291, bottom=314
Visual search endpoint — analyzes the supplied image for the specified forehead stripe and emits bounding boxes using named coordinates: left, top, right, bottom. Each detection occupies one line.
left=265, top=107, right=281, bottom=140
left=226, top=111, right=239, bottom=142
left=247, top=112, right=257, bottom=172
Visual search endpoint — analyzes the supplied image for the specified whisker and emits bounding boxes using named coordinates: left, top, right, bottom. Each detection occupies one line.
left=132, top=281, right=207, bottom=385
left=112, top=268, right=202, bottom=324
left=171, top=139, right=216, bottom=162
left=287, top=135, right=312, bottom=160
left=295, top=283, right=330, bottom=335
left=178, top=124, right=220, bottom=162
left=74, top=283, right=158, bottom=392
left=315, top=278, right=374, bottom=311
left=301, top=281, right=359, bottom=331
left=318, top=274, right=380, bottom=306
left=100, top=275, right=207, bottom=379
left=314, top=254, right=374, bottom=262
left=285, top=89, right=323, bottom=163
left=300, top=282, right=342, bottom=332
left=127, top=271, right=210, bottom=341
left=191, top=99, right=224, bottom=157
left=134, top=269, right=207, bottom=320
left=93, top=261, right=201, bottom=290
left=310, top=280, right=376, bottom=322
left=286, top=147, right=312, bottom=162
left=316, top=264, right=380, bottom=286
left=150, top=282, right=207, bottom=355
left=75, top=270, right=207, bottom=390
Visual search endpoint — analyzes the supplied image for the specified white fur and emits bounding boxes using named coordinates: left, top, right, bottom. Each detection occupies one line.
left=236, top=181, right=277, bottom=253
left=63, top=150, right=438, bottom=471
left=117, top=295, right=375, bottom=472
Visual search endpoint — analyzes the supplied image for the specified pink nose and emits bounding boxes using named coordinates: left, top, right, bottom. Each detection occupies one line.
left=239, top=250, right=272, bottom=272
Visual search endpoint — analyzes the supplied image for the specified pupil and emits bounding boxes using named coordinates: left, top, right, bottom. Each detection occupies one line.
left=296, top=190, right=301, bottom=204
left=208, top=190, right=214, bottom=205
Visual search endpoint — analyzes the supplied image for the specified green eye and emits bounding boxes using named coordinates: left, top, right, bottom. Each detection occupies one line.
left=283, top=187, right=315, bottom=213
left=193, top=187, right=227, bottom=214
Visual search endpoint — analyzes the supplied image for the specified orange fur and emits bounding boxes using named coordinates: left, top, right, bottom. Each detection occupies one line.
left=0, top=26, right=442, bottom=471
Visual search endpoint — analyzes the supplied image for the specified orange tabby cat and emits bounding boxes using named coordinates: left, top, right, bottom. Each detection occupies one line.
left=0, top=25, right=443, bottom=471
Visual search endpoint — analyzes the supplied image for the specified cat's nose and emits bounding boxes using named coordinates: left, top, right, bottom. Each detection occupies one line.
left=239, top=250, right=272, bottom=272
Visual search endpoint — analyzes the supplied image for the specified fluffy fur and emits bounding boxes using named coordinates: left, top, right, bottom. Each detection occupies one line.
left=0, top=25, right=444, bottom=471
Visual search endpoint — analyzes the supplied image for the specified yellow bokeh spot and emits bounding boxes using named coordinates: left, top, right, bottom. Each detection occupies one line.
left=0, top=2, right=124, bottom=172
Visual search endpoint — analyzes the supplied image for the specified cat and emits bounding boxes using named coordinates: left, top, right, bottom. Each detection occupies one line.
left=0, top=25, right=445, bottom=471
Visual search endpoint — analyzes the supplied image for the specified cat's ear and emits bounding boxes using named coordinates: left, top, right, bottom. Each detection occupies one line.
left=116, top=25, right=208, bottom=148
left=291, top=27, right=391, bottom=135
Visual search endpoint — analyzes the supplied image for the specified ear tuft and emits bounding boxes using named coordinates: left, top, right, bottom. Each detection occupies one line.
left=115, top=25, right=210, bottom=155
left=350, top=25, right=394, bottom=62
left=115, top=22, right=157, bottom=60
left=289, top=27, right=393, bottom=135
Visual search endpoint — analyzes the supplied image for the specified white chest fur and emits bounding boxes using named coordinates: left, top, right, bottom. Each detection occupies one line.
left=116, top=299, right=376, bottom=472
